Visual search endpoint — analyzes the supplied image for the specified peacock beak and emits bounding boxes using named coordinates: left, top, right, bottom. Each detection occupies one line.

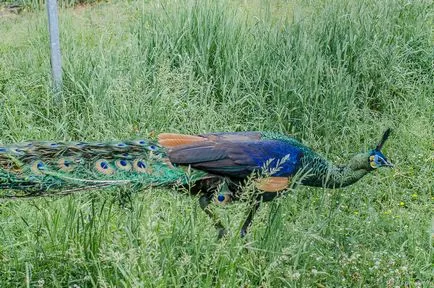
left=384, top=160, right=394, bottom=168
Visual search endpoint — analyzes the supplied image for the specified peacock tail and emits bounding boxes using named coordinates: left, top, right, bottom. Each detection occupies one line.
left=0, top=139, right=208, bottom=198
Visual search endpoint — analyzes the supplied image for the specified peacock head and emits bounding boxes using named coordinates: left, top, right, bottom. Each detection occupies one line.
left=368, top=128, right=393, bottom=169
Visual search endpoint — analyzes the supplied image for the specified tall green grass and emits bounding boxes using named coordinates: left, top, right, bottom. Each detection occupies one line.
left=0, top=0, right=432, bottom=286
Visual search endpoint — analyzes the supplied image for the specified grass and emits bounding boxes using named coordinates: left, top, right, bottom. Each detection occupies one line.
left=0, top=0, right=433, bottom=286
left=1, top=0, right=102, bottom=11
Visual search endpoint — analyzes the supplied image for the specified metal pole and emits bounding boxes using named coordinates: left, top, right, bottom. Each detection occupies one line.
left=46, top=0, right=62, bottom=103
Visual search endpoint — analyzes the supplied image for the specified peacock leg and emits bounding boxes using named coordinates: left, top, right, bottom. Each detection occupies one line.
left=240, top=201, right=261, bottom=238
left=240, top=177, right=293, bottom=237
left=240, top=190, right=285, bottom=238
left=199, top=194, right=227, bottom=239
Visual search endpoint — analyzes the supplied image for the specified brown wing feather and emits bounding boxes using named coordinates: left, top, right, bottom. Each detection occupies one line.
left=158, top=133, right=206, bottom=148
left=255, top=177, right=289, bottom=192
left=158, top=132, right=262, bottom=148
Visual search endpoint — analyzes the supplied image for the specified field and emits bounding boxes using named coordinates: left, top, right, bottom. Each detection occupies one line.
left=0, top=0, right=433, bottom=286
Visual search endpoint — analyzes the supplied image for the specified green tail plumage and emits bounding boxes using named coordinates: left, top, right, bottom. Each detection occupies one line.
left=0, top=139, right=207, bottom=198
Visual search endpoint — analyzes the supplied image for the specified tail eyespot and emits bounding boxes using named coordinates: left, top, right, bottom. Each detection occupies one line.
left=133, top=159, right=150, bottom=173
left=58, top=157, right=76, bottom=172
left=115, top=159, right=132, bottom=171
left=147, top=145, right=158, bottom=151
left=95, top=159, right=115, bottom=175
left=31, top=160, right=46, bottom=175
left=215, top=193, right=232, bottom=205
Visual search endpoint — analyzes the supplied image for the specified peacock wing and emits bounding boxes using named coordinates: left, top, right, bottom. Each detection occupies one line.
left=159, top=133, right=304, bottom=178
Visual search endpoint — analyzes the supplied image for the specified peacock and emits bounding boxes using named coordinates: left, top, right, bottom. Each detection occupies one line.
left=0, top=129, right=393, bottom=238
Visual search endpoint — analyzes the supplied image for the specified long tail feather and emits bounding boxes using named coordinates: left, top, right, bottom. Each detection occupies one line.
left=0, top=139, right=208, bottom=198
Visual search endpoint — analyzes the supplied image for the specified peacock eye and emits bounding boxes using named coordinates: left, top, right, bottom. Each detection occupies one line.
left=133, top=159, right=150, bottom=173
left=215, top=193, right=232, bottom=205
left=147, top=145, right=158, bottom=151
left=132, top=140, right=147, bottom=146
left=121, top=153, right=132, bottom=159
left=95, top=159, right=115, bottom=175
left=115, top=159, right=132, bottom=171
left=137, top=161, right=146, bottom=168
left=58, top=157, right=76, bottom=172
left=31, top=161, right=46, bottom=175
